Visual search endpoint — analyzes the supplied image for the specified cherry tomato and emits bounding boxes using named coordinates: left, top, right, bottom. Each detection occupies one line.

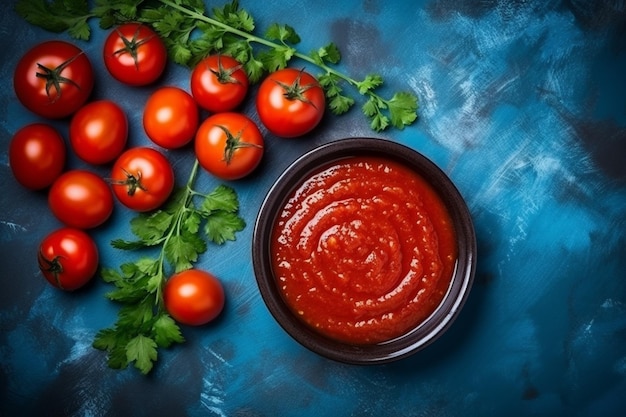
left=103, top=23, right=167, bottom=86
left=195, top=112, right=264, bottom=180
left=9, top=123, right=66, bottom=190
left=256, top=68, right=325, bottom=138
left=110, top=147, right=175, bottom=212
left=49, top=170, right=114, bottom=229
left=190, top=54, right=249, bottom=113
left=143, top=86, right=199, bottom=149
left=164, top=269, right=225, bottom=326
left=38, top=227, right=99, bottom=291
left=69, top=100, right=128, bottom=165
left=13, top=40, right=94, bottom=119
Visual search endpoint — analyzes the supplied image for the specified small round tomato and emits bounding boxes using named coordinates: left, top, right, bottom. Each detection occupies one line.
left=110, top=147, right=175, bottom=212
left=70, top=100, right=128, bottom=165
left=49, top=170, right=114, bottom=229
left=190, top=54, right=249, bottom=112
left=9, top=123, right=66, bottom=190
left=164, top=269, right=225, bottom=326
left=103, top=23, right=167, bottom=86
left=256, top=68, right=325, bottom=138
left=195, top=112, right=264, bottom=180
left=13, top=40, right=94, bottom=119
left=143, top=86, right=199, bottom=149
left=38, top=227, right=99, bottom=291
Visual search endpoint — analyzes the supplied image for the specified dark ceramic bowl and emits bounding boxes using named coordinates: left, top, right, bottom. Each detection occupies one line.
left=252, top=137, right=476, bottom=364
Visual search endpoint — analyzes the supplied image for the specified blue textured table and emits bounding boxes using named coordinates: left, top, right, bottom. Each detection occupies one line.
left=1, top=1, right=625, bottom=416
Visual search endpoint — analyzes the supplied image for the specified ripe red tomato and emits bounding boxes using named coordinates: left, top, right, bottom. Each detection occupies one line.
left=49, top=170, right=114, bottom=229
left=13, top=40, right=94, bottom=119
left=164, top=269, right=225, bottom=326
left=38, top=227, right=99, bottom=291
left=143, top=86, right=199, bottom=149
left=195, top=112, right=264, bottom=180
left=103, top=23, right=167, bottom=86
left=9, top=123, right=66, bottom=190
left=110, top=147, right=175, bottom=212
left=69, top=100, right=128, bottom=165
left=256, top=68, right=325, bottom=138
left=190, top=54, right=249, bottom=112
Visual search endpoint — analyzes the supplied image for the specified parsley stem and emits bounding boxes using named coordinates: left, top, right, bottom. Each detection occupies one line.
left=186, top=158, right=201, bottom=190
left=158, top=0, right=276, bottom=50
left=153, top=158, right=201, bottom=305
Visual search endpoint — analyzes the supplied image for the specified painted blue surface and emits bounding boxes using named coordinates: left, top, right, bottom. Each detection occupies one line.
left=1, top=0, right=625, bottom=416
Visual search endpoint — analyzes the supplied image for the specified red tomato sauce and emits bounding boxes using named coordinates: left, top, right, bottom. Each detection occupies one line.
left=271, top=156, right=458, bottom=344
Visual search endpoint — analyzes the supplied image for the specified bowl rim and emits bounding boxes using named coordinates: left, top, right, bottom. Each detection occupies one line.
left=252, top=137, right=477, bottom=364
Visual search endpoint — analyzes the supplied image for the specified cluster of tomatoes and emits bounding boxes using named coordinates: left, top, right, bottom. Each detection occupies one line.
left=8, top=23, right=326, bottom=323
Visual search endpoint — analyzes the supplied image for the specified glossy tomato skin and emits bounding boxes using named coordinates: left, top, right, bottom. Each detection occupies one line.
left=70, top=100, right=128, bottom=165
left=164, top=269, right=225, bottom=326
left=256, top=68, right=325, bottom=138
left=38, top=227, right=99, bottom=291
left=13, top=40, right=94, bottom=119
left=9, top=123, right=66, bottom=190
left=143, top=86, right=199, bottom=149
left=110, top=147, right=175, bottom=212
left=49, top=170, right=114, bottom=229
left=195, top=112, right=264, bottom=180
left=103, top=23, right=167, bottom=86
left=190, top=55, right=249, bottom=112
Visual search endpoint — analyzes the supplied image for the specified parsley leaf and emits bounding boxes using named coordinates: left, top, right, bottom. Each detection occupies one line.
left=92, top=328, right=119, bottom=352
left=183, top=211, right=202, bottom=234
left=130, top=210, right=174, bottom=245
left=244, top=57, right=265, bottom=83
left=388, top=92, right=419, bottom=129
left=265, top=23, right=300, bottom=44
left=164, top=232, right=207, bottom=272
left=126, top=334, right=158, bottom=374
left=311, top=43, right=341, bottom=66
left=92, top=0, right=142, bottom=29
left=357, top=74, right=384, bottom=94
left=205, top=212, right=246, bottom=244
left=329, top=93, right=356, bottom=115
left=360, top=91, right=419, bottom=131
left=213, top=0, right=254, bottom=32
left=15, top=0, right=94, bottom=40
left=258, top=46, right=295, bottom=73
left=202, top=184, right=242, bottom=213
left=153, top=314, right=185, bottom=347
left=319, top=73, right=355, bottom=115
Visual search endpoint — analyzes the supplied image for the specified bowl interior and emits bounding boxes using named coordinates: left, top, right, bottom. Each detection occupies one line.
left=252, top=137, right=476, bottom=364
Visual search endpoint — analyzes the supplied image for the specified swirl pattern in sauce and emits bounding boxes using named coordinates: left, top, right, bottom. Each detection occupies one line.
left=271, top=156, right=457, bottom=344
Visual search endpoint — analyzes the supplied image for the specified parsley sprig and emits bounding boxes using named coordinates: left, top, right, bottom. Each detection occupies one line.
left=15, top=0, right=419, bottom=131
left=93, top=160, right=245, bottom=374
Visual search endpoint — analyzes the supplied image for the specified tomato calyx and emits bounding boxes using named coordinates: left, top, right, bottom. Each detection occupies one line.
left=217, top=124, right=263, bottom=165
left=274, top=68, right=319, bottom=108
left=35, top=52, right=85, bottom=103
left=37, top=251, right=65, bottom=289
left=112, top=25, right=157, bottom=70
left=210, top=55, right=245, bottom=85
left=109, top=168, right=148, bottom=196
